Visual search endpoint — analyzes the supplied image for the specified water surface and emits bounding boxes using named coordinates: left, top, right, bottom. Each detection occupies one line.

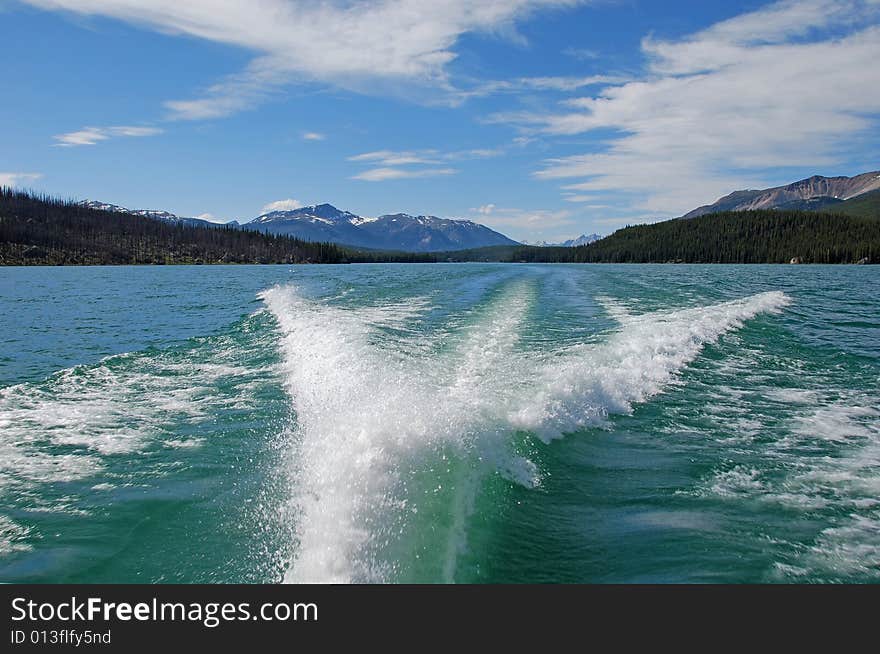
left=0, top=264, right=877, bottom=582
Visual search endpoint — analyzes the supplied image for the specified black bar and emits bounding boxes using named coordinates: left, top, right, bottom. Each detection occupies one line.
left=2, top=584, right=877, bottom=650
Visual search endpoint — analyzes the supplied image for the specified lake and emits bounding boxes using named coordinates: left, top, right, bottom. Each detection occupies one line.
left=0, top=263, right=877, bottom=582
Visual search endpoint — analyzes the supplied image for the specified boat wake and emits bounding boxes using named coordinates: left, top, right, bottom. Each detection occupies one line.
left=261, top=284, right=790, bottom=582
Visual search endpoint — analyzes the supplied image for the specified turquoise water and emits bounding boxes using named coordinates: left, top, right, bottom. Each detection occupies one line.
left=0, top=264, right=877, bottom=583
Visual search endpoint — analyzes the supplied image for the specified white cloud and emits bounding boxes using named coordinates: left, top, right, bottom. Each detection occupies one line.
left=348, top=148, right=504, bottom=166
left=163, top=61, right=287, bottom=120
left=562, top=46, right=599, bottom=60
left=348, top=147, right=504, bottom=181
left=516, top=75, right=624, bottom=91
left=0, top=172, right=43, bottom=187
left=165, top=93, right=257, bottom=121
left=348, top=150, right=443, bottom=166
left=448, top=148, right=505, bottom=160
left=111, top=126, right=161, bottom=137
left=466, top=205, right=575, bottom=233
left=643, top=0, right=869, bottom=75
left=53, top=125, right=162, bottom=147
left=352, top=167, right=457, bottom=182
left=25, top=0, right=586, bottom=118
left=456, top=74, right=626, bottom=100
left=562, top=195, right=607, bottom=205
left=194, top=212, right=232, bottom=224
left=53, top=128, right=109, bottom=147
left=261, top=198, right=303, bottom=212
left=590, top=214, right=655, bottom=228
left=491, top=0, right=880, bottom=215
left=302, top=132, right=325, bottom=141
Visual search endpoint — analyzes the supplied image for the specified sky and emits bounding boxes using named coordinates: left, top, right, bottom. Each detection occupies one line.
left=1, top=0, right=878, bottom=242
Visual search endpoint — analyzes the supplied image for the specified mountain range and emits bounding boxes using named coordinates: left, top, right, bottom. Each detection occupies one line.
left=682, top=171, right=880, bottom=218
left=527, top=234, right=603, bottom=247
left=247, top=204, right=519, bottom=251
left=75, top=169, right=878, bottom=255
left=8, top=185, right=877, bottom=266
left=78, top=201, right=232, bottom=229
left=81, top=199, right=520, bottom=252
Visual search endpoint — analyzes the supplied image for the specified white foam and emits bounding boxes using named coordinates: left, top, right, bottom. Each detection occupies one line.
left=163, top=438, right=206, bottom=449
left=804, top=515, right=880, bottom=577
left=0, top=515, right=33, bottom=555
left=0, top=322, right=277, bottom=494
left=698, top=381, right=880, bottom=579
left=765, top=388, right=820, bottom=405
left=511, top=291, right=791, bottom=440
left=793, top=404, right=879, bottom=442
left=263, top=285, right=790, bottom=583
left=705, top=466, right=766, bottom=497
left=264, top=283, right=535, bottom=583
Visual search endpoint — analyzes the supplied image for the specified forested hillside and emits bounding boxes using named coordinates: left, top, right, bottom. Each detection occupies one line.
left=4, top=189, right=876, bottom=266
left=0, top=189, right=432, bottom=265
left=820, top=189, right=880, bottom=220
left=446, top=210, right=880, bottom=264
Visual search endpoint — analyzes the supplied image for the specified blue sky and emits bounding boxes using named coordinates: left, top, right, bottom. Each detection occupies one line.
left=1, top=0, right=878, bottom=241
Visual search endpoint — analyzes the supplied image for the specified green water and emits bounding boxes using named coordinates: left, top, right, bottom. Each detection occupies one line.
left=0, top=264, right=877, bottom=583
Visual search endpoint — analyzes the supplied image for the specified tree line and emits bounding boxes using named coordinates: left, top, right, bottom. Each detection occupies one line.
left=4, top=188, right=876, bottom=266
left=0, top=189, right=435, bottom=265
left=462, top=209, right=878, bottom=264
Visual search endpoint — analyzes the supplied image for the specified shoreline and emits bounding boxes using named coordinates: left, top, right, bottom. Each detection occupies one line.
left=1, top=260, right=876, bottom=267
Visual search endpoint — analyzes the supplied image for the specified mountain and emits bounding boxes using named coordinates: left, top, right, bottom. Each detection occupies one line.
left=823, top=189, right=880, bottom=220
left=362, top=213, right=519, bottom=251
left=7, top=189, right=878, bottom=265
left=2, top=189, right=436, bottom=265
left=445, top=209, right=880, bottom=264
left=561, top=234, right=603, bottom=247
left=248, top=203, right=380, bottom=248
left=529, top=234, right=602, bottom=247
left=79, top=199, right=521, bottom=251
left=682, top=171, right=880, bottom=219
left=246, top=203, right=519, bottom=251
left=563, top=209, right=880, bottom=264
left=4, top=190, right=345, bottom=265
left=78, top=200, right=224, bottom=228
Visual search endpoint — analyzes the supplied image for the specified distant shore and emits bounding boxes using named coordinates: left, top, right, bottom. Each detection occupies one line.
left=3, top=189, right=877, bottom=266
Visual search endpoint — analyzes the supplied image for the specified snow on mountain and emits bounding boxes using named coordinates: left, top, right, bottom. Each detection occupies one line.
left=79, top=200, right=219, bottom=228
left=527, top=234, right=602, bottom=247
left=247, top=204, right=519, bottom=251
left=251, top=203, right=361, bottom=226
left=81, top=199, right=521, bottom=251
